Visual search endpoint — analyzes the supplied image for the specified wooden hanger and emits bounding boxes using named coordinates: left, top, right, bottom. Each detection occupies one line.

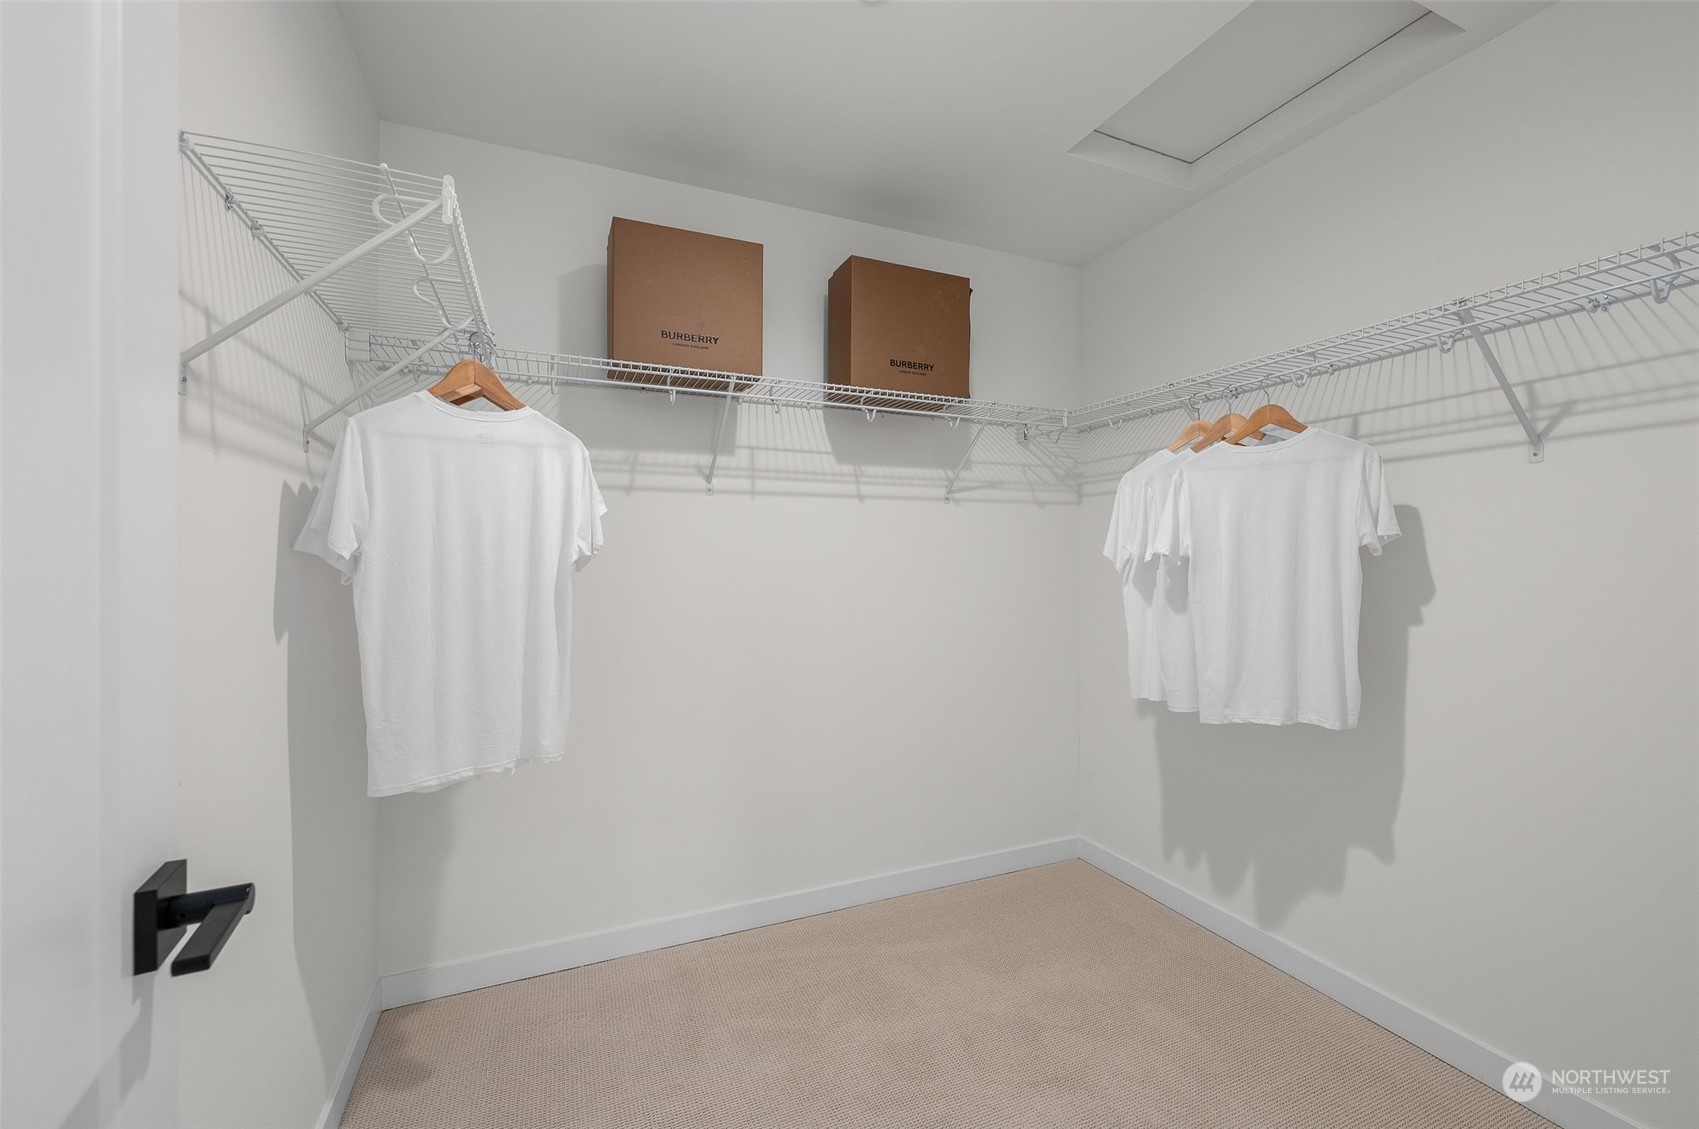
left=1224, top=403, right=1306, bottom=445
left=1167, top=419, right=1211, bottom=452
left=428, top=358, right=525, bottom=411
left=1191, top=412, right=1260, bottom=451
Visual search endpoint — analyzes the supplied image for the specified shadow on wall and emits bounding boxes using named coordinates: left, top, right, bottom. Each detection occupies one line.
left=55, top=991, right=155, bottom=1129
left=273, top=484, right=380, bottom=1086
left=508, top=380, right=1078, bottom=505
left=821, top=408, right=973, bottom=472
left=1149, top=504, right=1434, bottom=929
left=558, top=264, right=606, bottom=359
left=181, top=166, right=355, bottom=477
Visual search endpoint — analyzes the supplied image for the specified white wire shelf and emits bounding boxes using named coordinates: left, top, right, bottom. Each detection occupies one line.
left=328, top=339, right=1071, bottom=497
left=345, top=230, right=1696, bottom=462
left=179, top=132, right=493, bottom=366
left=346, top=337, right=1069, bottom=433
left=1066, top=231, right=1699, bottom=437
left=336, top=231, right=1696, bottom=473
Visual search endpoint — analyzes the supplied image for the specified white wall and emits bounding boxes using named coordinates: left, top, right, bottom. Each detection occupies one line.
left=178, top=5, right=379, bottom=1127
left=1075, top=5, right=1698, bottom=1128
left=372, top=124, right=1083, bottom=977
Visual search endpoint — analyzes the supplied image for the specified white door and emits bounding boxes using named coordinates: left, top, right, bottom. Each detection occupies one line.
left=1, top=3, right=185, bottom=1126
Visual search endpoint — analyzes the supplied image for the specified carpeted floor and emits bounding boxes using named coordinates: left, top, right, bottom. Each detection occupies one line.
left=341, top=861, right=1554, bottom=1129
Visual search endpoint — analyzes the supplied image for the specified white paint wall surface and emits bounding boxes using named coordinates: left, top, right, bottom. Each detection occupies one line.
left=1075, top=6, right=1698, bottom=1127
left=178, top=5, right=379, bottom=1127
left=372, top=124, right=1083, bottom=977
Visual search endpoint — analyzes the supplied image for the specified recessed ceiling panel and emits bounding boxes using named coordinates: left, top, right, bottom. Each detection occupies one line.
left=1097, top=0, right=1431, bottom=163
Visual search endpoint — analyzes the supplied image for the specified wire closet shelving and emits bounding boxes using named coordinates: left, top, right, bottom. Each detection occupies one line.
left=179, top=134, right=1698, bottom=489
left=1065, top=231, right=1699, bottom=462
left=179, top=132, right=493, bottom=385
left=358, top=338, right=1068, bottom=432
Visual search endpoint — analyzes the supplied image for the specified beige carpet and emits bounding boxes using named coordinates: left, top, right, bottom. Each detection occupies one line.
left=342, top=861, right=1554, bottom=1129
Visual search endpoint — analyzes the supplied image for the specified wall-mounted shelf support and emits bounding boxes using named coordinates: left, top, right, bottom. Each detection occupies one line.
left=705, top=394, right=738, bottom=494
left=1454, top=305, right=1543, bottom=462
left=180, top=132, right=494, bottom=419
left=179, top=133, right=347, bottom=335
left=181, top=191, right=447, bottom=368
left=944, top=424, right=988, bottom=502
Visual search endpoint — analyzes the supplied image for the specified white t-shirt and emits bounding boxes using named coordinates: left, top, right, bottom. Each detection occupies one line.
left=1150, top=427, right=1398, bottom=730
left=1103, top=449, right=1197, bottom=709
left=295, top=391, right=607, bottom=796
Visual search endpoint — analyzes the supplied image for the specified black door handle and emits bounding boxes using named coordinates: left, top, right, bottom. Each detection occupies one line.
left=134, top=860, right=256, bottom=976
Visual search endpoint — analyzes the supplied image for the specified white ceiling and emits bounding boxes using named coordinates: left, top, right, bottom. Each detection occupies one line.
left=337, top=1, right=1544, bottom=266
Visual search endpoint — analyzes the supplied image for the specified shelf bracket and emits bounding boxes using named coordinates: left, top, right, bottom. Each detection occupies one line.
left=944, top=424, right=987, bottom=502
left=179, top=134, right=347, bottom=336
left=1454, top=306, right=1544, bottom=463
left=181, top=191, right=449, bottom=369
left=704, top=395, right=738, bottom=494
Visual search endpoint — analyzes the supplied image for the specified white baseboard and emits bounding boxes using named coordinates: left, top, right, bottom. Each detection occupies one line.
left=1076, top=838, right=1641, bottom=1129
left=379, top=836, right=1080, bottom=1010
left=317, top=979, right=381, bottom=1129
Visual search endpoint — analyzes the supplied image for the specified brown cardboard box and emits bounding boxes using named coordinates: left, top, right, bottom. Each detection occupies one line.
left=827, top=256, right=970, bottom=405
left=607, top=217, right=762, bottom=388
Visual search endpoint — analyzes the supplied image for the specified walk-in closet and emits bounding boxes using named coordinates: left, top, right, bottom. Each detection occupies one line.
left=2, top=3, right=1695, bottom=1128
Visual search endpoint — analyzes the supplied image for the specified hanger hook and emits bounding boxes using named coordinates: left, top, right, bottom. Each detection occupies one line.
left=467, top=328, right=493, bottom=365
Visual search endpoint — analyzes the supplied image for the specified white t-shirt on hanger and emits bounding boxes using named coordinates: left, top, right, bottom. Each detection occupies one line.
left=1150, top=427, right=1399, bottom=730
left=1103, top=448, right=1197, bottom=709
left=295, top=390, right=607, bottom=796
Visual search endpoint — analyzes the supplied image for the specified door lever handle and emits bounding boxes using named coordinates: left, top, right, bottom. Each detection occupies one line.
left=163, top=882, right=256, bottom=975
left=134, top=860, right=256, bottom=976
